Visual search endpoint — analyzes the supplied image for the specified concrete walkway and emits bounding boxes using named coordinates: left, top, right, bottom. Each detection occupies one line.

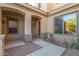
left=27, top=39, right=65, bottom=56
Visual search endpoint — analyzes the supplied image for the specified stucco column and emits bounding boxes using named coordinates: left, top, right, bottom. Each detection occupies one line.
left=40, top=17, right=48, bottom=39
left=0, top=8, right=2, bottom=34
left=77, top=11, right=79, bottom=40
left=24, top=14, right=32, bottom=42
left=0, top=8, right=4, bottom=56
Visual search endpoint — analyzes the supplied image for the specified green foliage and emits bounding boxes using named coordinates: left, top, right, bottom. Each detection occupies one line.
left=70, top=39, right=79, bottom=49
left=64, top=39, right=69, bottom=48
left=49, top=33, right=53, bottom=38
left=70, top=39, right=76, bottom=48
left=70, top=39, right=76, bottom=45
left=65, top=18, right=76, bottom=34
left=75, top=41, right=79, bottom=48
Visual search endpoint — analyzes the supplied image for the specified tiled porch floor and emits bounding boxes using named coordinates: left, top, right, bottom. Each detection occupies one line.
left=4, top=41, right=41, bottom=56
left=4, top=40, right=26, bottom=49
left=4, top=39, right=65, bottom=56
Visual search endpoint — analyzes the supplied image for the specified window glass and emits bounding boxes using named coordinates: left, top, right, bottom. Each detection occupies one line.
left=55, top=17, right=63, bottom=33
left=63, top=13, right=76, bottom=34
left=38, top=3, right=41, bottom=8
left=8, top=18, right=18, bottom=34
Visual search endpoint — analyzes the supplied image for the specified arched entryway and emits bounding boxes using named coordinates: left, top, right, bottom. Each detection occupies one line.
left=1, top=7, right=25, bottom=46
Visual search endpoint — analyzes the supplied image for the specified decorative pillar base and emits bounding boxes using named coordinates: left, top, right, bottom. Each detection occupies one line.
left=24, top=34, right=32, bottom=43
left=0, top=35, right=5, bottom=56
left=40, top=33, right=48, bottom=39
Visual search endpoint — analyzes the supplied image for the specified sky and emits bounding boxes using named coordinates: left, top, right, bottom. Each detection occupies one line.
left=63, top=12, right=77, bottom=21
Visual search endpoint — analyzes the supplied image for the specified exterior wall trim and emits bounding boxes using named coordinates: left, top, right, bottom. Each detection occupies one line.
left=48, top=4, right=79, bottom=16
left=13, top=3, right=48, bottom=17
left=0, top=4, right=79, bottom=17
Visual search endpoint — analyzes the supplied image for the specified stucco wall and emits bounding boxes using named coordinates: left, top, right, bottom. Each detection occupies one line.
left=29, top=3, right=47, bottom=12
left=40, top=17, right=48, bottom=39
left=0, top=40, right=3, bottom=55
left=24, top=14, right=31, bottom=35
left=40, top=3, right=47, bottom=12
left=53, top=34, right=76, bottom=43
left=47, top=5, right=79, bottom=43
left=40, top=17, right=47, bottom=33
left=0, top=39, right=4, bottom=56
left=47, top=3, right=66, bottom=12
left=0, top=8, right=2, bottom=34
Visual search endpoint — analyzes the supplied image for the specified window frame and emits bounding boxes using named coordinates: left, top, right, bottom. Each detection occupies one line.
left=38, top=3, right=41, bottom=8
left=54, top=16, right=64, bottom=34
left=7, top=17, right=19, bottom=35
left=54, top=11, right=78, bottom=35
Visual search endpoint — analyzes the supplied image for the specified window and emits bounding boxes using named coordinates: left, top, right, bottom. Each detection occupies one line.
left=54, top=12, right=77, bottom=34
left=63, top=13, right=76, bottom=34
left=54, top=16, right=63, bottom=34
left=28, top=3, right=41, bottom=9
left=38, top=3, right=41, bottom=8
left=8, top=18, right=18, bottom=34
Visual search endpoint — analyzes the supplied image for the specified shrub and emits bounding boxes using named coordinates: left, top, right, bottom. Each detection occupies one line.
left=64, top=38, right=69, bottom=48
left=75, top=40, right=79, bottom=49
left=70, top=39, right=76, bottom=48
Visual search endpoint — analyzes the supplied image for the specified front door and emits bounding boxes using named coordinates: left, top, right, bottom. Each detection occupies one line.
left=32, top=19, right=40, bottom=39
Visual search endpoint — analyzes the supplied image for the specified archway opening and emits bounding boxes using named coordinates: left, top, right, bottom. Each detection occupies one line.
left=31, top=15, right=41, bottom=40
left=2, top=7, right=25, bottom=46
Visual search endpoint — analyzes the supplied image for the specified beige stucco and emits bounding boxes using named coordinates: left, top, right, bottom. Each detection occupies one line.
left=29, top=3, right=47, bottom=12
left=0, top=40, right=4, bottom=56
left=40, top=17, right=47, bottom=33
left=28, top=3, right=66, bottom=12
left=25, top=14, right=32, bottom=35
left=47, top=16, right=54, bottom=33
left=0, top=48, right=3, bottom=56
left=0, top=8, right=3, bottom=56
left=0, top=8, right=2, bottom=34
left=40, top=3, right=47, bottom=12
left=47, top=3, right=66, bottom=12
left=0, top=40, right=2, bottom=55
left=47, top=4, right=79, bottom=43
left=47, top=3, right=53, bottom=12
